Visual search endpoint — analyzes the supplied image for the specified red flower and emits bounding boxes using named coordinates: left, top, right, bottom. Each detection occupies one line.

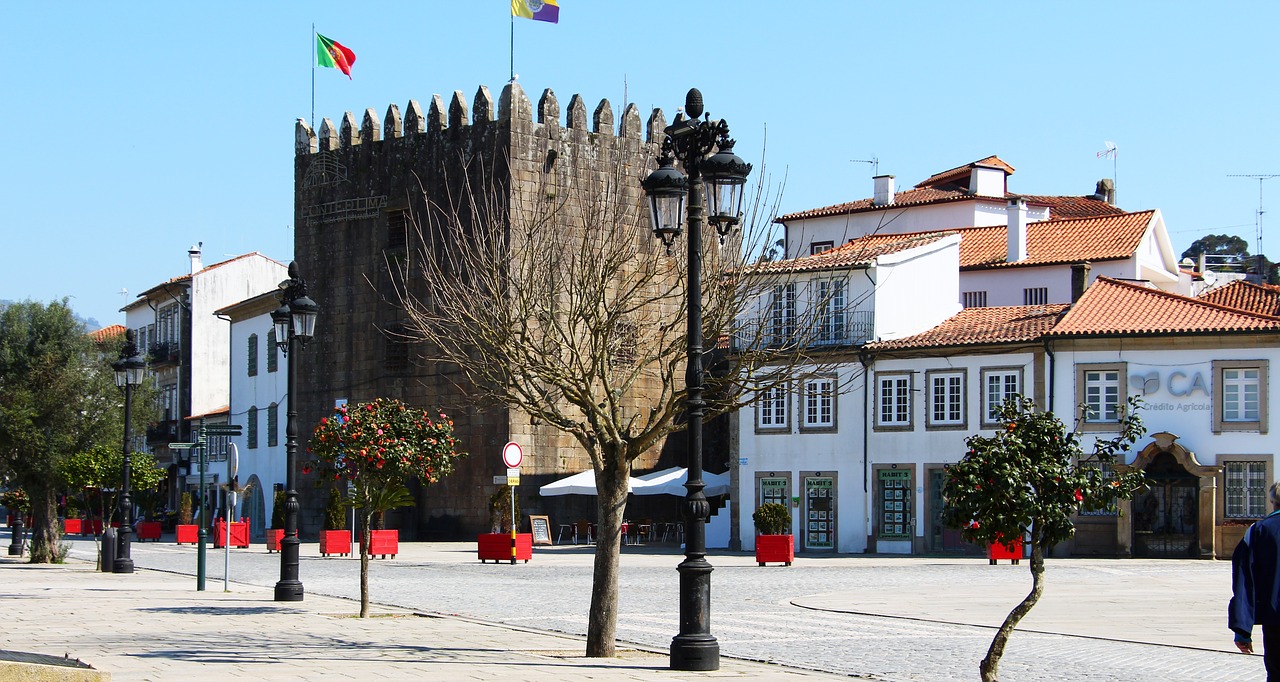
left=1073, top=489, right=1084, bottom=502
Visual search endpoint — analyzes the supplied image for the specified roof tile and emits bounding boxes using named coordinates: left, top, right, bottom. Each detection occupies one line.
left=1197, top=280, right=1280, bottom=317
left=1048, top=277, right=1280, bottom=336
left=865, top=305, right=1069, bottom=351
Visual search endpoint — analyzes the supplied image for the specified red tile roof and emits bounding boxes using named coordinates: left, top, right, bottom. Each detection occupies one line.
left=916, top=155, right=1016, bottom=189
left=134, top=253, right=286, bottom=300
left=953, top=211, right=1155, bottom=270
left=1048, top=277, right=1280, bottom=337
left=749, top=233, right=952, bottom=274
left=1019, top=195, right=1126, bottom=219
left=1197, top=280, right=1280, bottom=317
left=865, top=304, right=1070, bottom=351
left=87, top=324, right=126, bottom=343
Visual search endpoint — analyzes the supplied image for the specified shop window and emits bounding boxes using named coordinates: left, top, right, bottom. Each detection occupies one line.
left=800, top=376, right=836, bottom=431
left=875, top=373, right=912, bottom=430
left=1076, top=363, right=1126, bottom=431
left=803, top=474, right=835, bottom=550
left=1213, top=360, right=1269, bottom=433
left=876, top=468, right=913, bottom=540
left=755, top=384, right=789, bottom=432
left=926, top=370, right=966, bottom=429
left=982, top=367, right=1022, bottom=425
left=1224, top=460, right=1269, bottom=519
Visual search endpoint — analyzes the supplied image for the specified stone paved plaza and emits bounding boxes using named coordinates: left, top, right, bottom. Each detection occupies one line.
left=1, top=530, right=1265, bottom=680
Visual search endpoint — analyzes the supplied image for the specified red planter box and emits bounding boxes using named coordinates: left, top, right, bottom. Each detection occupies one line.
left=319, top=530, right=351, bottom=557
left=175, top=524, right=199, bottom=545
left=360, top=529, right=399, bottom=559
left=214, top=519, right=250, bottom=548
left=477, top=533, right=532, bottom=563
left=987, top=535, right=1024, bottom=564
left=266, top=529, right=284, bottom=553
left=63, top=518, right=83, bottom=535
left=135, top=521, right=162, bottom=542
left=755, top=534, right=795, bottom=566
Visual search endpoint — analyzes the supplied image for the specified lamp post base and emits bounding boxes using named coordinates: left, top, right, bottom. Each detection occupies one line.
left=274, top=581, right=304, bottom=602
left=112, top=558, right=135, bottom=573
left=670, top=636, right=720, bottom=671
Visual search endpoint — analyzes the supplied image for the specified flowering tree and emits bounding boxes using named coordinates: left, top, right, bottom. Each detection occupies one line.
left=942, top=396, right=1147, bottom=682
left=309, top=398, right=466, bottom=617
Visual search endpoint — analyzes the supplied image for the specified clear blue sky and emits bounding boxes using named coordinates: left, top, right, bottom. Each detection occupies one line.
left=4, top=2, right=1278, bottom=327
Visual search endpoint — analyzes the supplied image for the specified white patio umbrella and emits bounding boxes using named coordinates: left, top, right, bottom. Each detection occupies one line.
left=537, top=469, right=644, bottom=496
left=632, top=467, right=731, bottom=497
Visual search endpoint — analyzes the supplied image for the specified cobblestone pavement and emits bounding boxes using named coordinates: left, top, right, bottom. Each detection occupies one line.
left=49, top=535, right=1264, bottom=681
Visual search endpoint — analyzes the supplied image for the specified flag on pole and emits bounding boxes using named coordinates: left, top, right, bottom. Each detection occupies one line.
left=316, top=33, right=356, bottom=79
left=512, top=0, right=559, bottom=24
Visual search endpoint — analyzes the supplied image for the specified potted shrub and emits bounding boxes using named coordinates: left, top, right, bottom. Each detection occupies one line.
left=175, top=492, right=198, bottom=545
left=478, top=485, right=532, bottom=563
left=318, top=486, right=351, bottom=557
left=752, top=502, right=794, bottom=566
left=266, top=490, right=286, bottom=553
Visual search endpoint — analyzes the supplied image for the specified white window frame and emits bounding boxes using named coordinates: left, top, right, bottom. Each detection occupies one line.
left=814, top=278, right=846, bottom=344
left=767, top=283, right=797, bottom=345
left=1076, top=363, right=1126, bottom=431
left=1214, top=360, right=1268, bottom=433
left=981, top=367, right=1022, bottom=426
left=926, top=369, right=966, bottom=429
left=875, top=372, right=913, bottom=430
left=755, top=383, right=790, bottom=432
left=801, top=375, right=836, bottom=431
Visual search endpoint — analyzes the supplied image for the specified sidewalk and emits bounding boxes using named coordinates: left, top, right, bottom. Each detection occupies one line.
left=0, top=556, right=841, bottom=681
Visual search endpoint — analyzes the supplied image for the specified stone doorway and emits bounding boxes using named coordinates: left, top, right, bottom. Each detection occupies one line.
left=1116, top=433, right=1220, bottom=559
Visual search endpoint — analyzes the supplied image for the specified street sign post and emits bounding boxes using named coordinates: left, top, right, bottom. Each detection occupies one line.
left=501, top=443, right=524, bottom=564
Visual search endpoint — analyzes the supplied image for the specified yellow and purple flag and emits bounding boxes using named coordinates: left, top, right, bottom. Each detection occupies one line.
left=511, top=0, right=559, bottom=23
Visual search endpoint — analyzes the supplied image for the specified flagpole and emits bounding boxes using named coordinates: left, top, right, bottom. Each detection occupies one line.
left=311, top=23, right=316, bottom=130
left=509, top=13, right=515, bottom=82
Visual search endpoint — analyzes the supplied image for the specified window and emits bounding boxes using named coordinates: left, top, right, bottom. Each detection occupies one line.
left=1224, top=461, right=1269, bottom=519
left=801, top=376, right=836, bottom=430
left=1075, top=363, right=1126, bottom=431
left=876, top=373, right=912, bottom=429
left=247, top=334, right=258, bottom=377
left=267, top=403, right=279, bottom=448
left=982, top=368, right=1022, bottom=425
left=1023, top=287, right=1048, bottom=305
left=1214, top=361, right=1268, bottom=433
left=387, top=209, right=410, bottom=250
left=926, top=370, right=965, bottom=428
left=266, top=330, right=278, bottom=373
left=767, top=284, right=796, bottom=345
left=809, top=241, right=834, bottom=255
left=876, top=467, right=913, bottom=540
left=962, top=291, right=987, bottom=308
left=814, top=278, right=846, bottom=344
left=247, top=407, right=258, bottom=449
left=755, top=384, right=789, bottom=431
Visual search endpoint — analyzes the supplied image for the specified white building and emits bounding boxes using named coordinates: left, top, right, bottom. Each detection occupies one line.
left=215, top=291, right=288, bottom=540
left=121, top=245, right=287, bottom=511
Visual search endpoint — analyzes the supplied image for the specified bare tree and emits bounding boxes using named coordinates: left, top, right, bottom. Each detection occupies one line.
left=396, top=143, right=870, bottom=657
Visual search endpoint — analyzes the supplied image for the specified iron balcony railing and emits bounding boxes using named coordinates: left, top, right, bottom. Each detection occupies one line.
left=731, top=309, right=874, bottom=351
left=147, top=341, right=180, bottom=366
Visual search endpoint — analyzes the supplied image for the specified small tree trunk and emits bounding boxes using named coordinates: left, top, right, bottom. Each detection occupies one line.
left=585, top=462, right=629, bottom=657
left=980, top=537, right=1046, bottom=682
left=359, top=509, right=372, bottom=618
left=27, top=484, right=59, bottom=563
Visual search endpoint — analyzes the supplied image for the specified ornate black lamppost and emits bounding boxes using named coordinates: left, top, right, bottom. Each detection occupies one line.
left=272, top=262, right=318, bottom=602
left=112, top=329, right=146, bottom=573
left=642, top=88, right=751, bottom=672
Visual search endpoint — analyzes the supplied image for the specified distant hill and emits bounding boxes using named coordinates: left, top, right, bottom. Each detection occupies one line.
left=0, top=299, right=102, bottom=331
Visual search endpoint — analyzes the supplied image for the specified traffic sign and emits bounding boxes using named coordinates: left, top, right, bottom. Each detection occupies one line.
left=170, top=442, right=200, bottom=450
left=501, top=441, right=523, bottom=469
left=506, top=468, right=521, bottom=486
left=206, top=424, right=243, bottom=436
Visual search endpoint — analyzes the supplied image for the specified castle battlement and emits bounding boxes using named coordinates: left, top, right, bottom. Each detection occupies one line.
left=295, top=82, right=667, bottom=156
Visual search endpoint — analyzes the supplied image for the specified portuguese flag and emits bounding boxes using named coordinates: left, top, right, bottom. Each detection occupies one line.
left=316, top=33, right=356, bottom=79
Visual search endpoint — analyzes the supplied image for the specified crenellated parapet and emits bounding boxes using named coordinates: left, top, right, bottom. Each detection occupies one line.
left=294, top=83, right=666, bottom=157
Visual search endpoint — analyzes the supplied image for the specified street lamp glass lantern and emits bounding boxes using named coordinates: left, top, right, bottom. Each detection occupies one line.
left=113, top=354, right=145, bottom=388
left=290, top=295, right=319, bottom=341
left=272, top=305, right=292, bottom=348
left=642, top=157, right=689, bottom=249
left=700, top=141, right=752, bottom=235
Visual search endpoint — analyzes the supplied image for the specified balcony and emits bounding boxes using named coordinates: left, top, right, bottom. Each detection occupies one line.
left=146, top=420, right=179, bottom=446
left=731, top=309, right=874, bottom=352
left=147, top=341, right=180, bottom=366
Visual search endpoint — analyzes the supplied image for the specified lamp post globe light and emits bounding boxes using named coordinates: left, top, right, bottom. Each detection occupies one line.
left=112, top=329, right=147, bottom=573
left=641, top=88, right=751, bottom=672
left=272, top=261, right=318, bottom=602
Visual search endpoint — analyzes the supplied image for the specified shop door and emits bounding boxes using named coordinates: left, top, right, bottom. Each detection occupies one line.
left=927, top=469, right=965, bottom=551
left=803, top=476, right=835, bottom=550
left=1132, top=452, right=1199, bottom=558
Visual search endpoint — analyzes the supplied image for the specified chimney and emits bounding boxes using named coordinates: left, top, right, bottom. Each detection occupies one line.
left=1093, top=178, right=1116, bottom=205
left=188, top=242, right=203, bottom=274
left=873, top=174, right=895, bottom=206
left=1006, top=198, right=1028, bottom=262
left=1071, top=262, right=1092, bottom=302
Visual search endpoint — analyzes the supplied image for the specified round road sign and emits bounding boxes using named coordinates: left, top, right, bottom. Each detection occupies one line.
left=501, top=441, right=523, bottom=469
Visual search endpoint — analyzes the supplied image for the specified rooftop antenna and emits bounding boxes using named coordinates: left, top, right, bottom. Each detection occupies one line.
left=118, top=288, right=129, bottom=300
left=1227, top=173, right=1280, bottom=278
left=851, top=157, right=880, bottom=176
left=1097, top=141, right=1118, bottom=196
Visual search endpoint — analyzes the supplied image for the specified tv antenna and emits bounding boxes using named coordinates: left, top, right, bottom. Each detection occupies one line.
left=1227, top=173, right=1280, bottom=277
left=851, top=157, right=880, bottom=177
left=1096, top=141, right=1118, bottom=193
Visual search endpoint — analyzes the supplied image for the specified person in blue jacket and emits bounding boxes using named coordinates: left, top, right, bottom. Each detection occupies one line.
left=1231, top=482, right=1280, bottom=679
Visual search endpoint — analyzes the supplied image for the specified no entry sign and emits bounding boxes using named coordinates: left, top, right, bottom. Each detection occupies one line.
left=501, top=441, right=523, bottom=469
